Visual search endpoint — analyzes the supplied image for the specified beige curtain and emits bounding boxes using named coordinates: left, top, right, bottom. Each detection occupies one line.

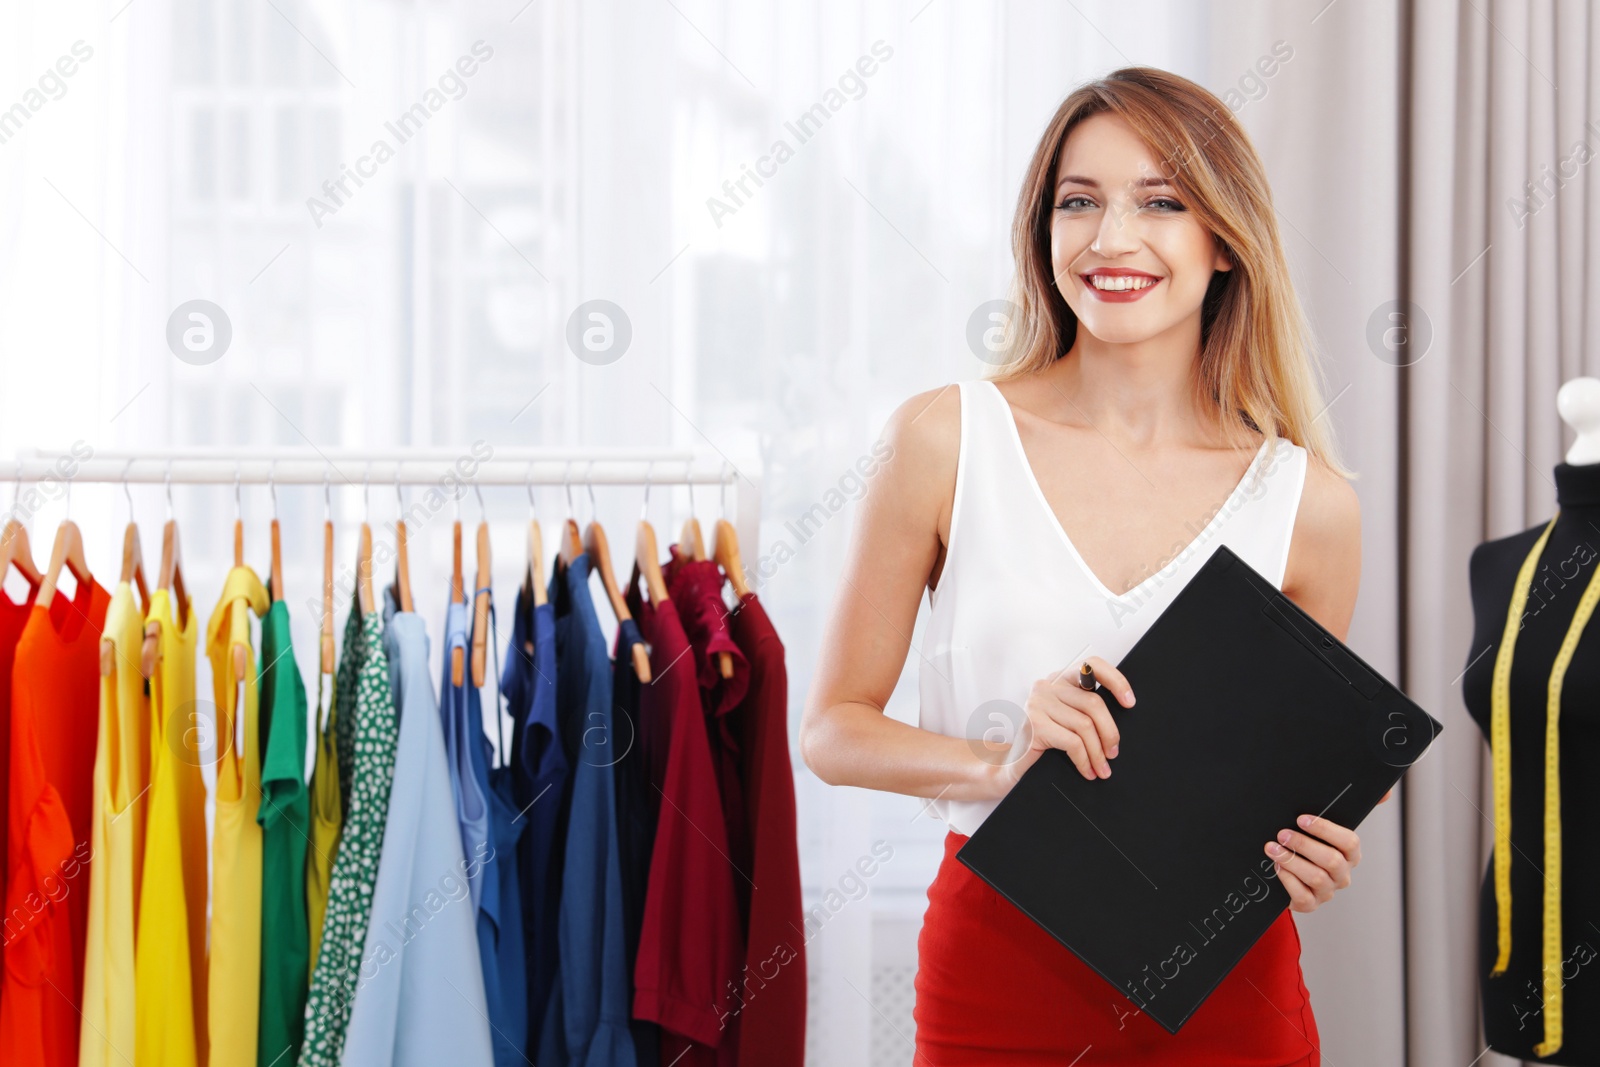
left=1404, top=3, right=1600, bottom=1065
left=1209, top=1, right=1597, bottom=1064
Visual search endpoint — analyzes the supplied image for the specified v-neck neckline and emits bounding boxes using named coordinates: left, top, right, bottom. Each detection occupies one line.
left=984, top=379, right=1270, bottom=603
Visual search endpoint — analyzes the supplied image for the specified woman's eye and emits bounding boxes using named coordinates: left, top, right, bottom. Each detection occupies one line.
left=1056, top=195, right=1096, bottom=211
left=1144, top=197, right=1185, bottom=212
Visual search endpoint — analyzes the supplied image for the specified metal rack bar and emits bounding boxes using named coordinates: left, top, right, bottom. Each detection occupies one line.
left=11, top=448, right=738, bottom=487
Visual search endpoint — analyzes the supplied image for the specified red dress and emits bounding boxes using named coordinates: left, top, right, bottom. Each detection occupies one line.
left=0, top=578, right=110, bottom=1067
left=915, top=831, right=1321, bottom=1066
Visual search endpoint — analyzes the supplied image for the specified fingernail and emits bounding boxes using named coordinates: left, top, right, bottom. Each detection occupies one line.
left=1125, top=690, right=1136, bottom=706
left=1268, top=843, right=1284, bottom=855
left=1107, top=745, right=1119, bottom=758
left=1277, top=829, right=1292, bottom=845
left=1098, top=765, right=1111, bottom=778
left=1298, top=815, right=1313, bottom=828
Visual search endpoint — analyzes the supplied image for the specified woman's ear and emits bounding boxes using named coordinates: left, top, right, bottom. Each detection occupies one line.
left=1214, top=242, right=1234, bottom=272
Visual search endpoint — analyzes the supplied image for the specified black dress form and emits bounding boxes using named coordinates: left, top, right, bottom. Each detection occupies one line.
left=1464, top=462, right=1600, bottom=1064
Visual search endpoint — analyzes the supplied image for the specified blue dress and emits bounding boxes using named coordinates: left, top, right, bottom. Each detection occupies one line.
left=341, top=590, right=494, bottom=1067
left=537, top=554, right=639, bottom=1067
left=503, top=580, right=565, bottom=1055
left=475, top=593, right=530, bottom=1066
left=610, top=613, right=659, bottom=1067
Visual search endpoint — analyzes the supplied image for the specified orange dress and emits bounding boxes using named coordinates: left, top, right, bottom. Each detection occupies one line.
left=0, top=577, right=110, bottom=1067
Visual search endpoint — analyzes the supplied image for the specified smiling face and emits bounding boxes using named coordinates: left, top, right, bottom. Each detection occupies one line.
left=1050, top=112, right=1232, bottom=347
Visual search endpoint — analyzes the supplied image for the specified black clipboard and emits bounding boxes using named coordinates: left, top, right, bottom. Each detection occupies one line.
left=955, top=544, right=1441, bottom=1035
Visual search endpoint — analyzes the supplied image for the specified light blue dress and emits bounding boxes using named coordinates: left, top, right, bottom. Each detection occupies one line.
left=441, top=599, right=492, bottom=912
left=339, top=592, right=494, bottom=1067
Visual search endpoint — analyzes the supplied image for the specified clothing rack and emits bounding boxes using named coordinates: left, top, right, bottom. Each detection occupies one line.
left=8, top=445, right=764, bottom=585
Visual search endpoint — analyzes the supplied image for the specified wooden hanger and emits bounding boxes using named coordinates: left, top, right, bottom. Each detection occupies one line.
left=232, top=465, right=244, bottom=568
left=393, top=478, right=413, bottom=612
left=679, top=464, right=707, bottom=561
left=450, top=491, right=467, bottom=686
left=635, top=519, right=668, bottom=607
left=558, top=465, right=584, bottom=569
left=714, top=517, right=749, bottom=599
left=321, top=475, right=335, bottom=674
left=36, top=519, right=90, bottom=610
left=354, top=471, right=375, bottom=616
left=585, top=515, right=651, bottom=682
left=35, top=477, right=91, bottom=611
left=635, top=464, right=669, bottom=609
left=679, top=514, right=706, bottom=561
left=0, top=519, right=42, bottom=594
left=267, top=465, right=283, bottom=602
left=471, top=485, right=493, bottom=687
left=118, top=465, right=150, bottom=606
left=0, top=466, right=42, bottom=594
left=146, top=469, right=188, bottom=677
left=103, top=468, right=147, bottom=677
left=524, top=474, right=547, bottom=609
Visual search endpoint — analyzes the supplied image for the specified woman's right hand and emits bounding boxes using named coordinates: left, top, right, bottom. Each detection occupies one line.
left=996, top=655, right=1134, bottom=790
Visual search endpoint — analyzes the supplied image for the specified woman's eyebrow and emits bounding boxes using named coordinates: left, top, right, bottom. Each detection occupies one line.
left=1056, top=175, right=1175, bottom=191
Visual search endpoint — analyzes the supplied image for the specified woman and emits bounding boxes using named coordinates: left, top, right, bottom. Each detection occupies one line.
left=799, top=67, right=1372, bottom=1065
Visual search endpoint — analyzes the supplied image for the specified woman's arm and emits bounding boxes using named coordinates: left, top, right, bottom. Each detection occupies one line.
left=799, top=385, right=1008, bottom=804
left=1265, top=455, right=1366, bottom=912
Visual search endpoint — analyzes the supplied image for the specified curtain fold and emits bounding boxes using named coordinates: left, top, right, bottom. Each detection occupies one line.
left=1403, top=3, right=1595, bottom=1065
left=1211, top=3, right=1598, bottom=1065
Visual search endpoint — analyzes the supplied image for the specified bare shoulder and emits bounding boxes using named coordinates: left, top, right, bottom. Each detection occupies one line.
left=874, top=382, right=963, bottom=546
left=1283, top=451, right=1361, bottom=641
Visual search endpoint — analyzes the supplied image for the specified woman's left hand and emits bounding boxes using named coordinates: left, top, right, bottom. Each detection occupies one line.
left=1264, top=811, right=1363, bottom=913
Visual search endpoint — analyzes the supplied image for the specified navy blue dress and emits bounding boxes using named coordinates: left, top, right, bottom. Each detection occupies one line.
left=611, top=610, right=659, bottom=1067
left=503, top=579, right=565, bottom=1055
left=537, top=554, right=638, bottom=1067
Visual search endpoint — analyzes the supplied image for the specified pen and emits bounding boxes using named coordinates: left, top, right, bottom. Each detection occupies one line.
left=1077, top=662, right=1098, bottom=691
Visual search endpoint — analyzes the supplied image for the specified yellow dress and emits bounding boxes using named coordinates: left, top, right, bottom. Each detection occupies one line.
left=206, top=566, right=269, bottom=1067
left=305, top=669, right=343, bottom=975
left=80, top=581, right=150, bottom=1066
left=135, top=587, right=208, bottom=1066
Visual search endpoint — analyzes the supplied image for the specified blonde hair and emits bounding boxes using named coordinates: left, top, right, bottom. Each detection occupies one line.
left=992, top=66, right=1353, bottom=480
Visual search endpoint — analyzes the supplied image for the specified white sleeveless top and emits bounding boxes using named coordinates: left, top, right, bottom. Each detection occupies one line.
left=919, top=378, right=1309, bottom=835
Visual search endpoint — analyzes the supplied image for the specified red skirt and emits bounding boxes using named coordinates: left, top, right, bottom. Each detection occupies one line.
left=914, top=831, right=1321, bottom=1066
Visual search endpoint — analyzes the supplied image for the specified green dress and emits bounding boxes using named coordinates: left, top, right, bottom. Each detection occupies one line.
left=298, top=600, right=398, bottom=1066
left=257, top=599, right=310, bottom=1066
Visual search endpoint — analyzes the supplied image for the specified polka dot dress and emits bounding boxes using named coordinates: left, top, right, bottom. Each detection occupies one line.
left=298, top=604, right=397, bottom=1066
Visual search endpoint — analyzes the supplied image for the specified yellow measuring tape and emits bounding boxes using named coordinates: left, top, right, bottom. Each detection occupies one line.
left=1489, top=512, right=1593, bottom=1056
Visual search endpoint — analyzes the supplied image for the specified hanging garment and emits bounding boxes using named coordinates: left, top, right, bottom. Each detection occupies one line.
left=206, top=565, right=269, bottom=1067
left=340, top=590, right=494, bottom=1067
left=501, top=581, right=564, bottom=1054
left=299, top=595, right=399, bottom=1067
left=609, top=609, right=659, bottom=1067
left=80, top=581, right=151, bottom=1067
left=305, top=665, right=342, bottom=976
left=475, top=594, right=530, bottom=1067
left=662, top=547, right=751, bottom=924
left=257, top=597, right=310, bottom=1067
left=630, top=592, right=743, bottom=1067
left=0, top=582, right=36, bottom=1000
left=0, top=574, right=109, bottom=1067
left=725, top=591, right=805, bottom=1067
left=537, top=553, right=638, bottom=1067
left=440, top=600, right=491, bottom=913
left=911, top=378, right=1317, bottom=1063
left=134, top=588, right=207, bottom=1067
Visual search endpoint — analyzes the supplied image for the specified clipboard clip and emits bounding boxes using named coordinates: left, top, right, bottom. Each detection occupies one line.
left=1262, top=596, right=1381, bottom=699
